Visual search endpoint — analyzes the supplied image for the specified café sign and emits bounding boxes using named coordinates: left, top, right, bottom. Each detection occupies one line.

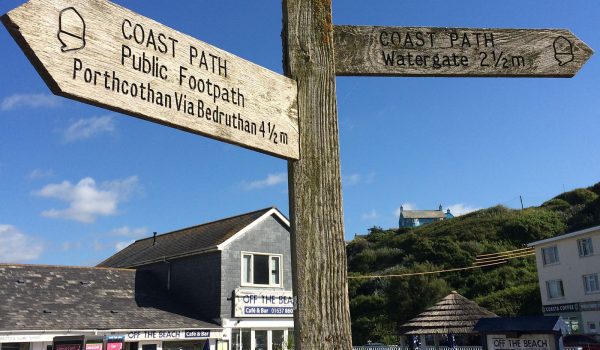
left=542, top=303, right=579, bottom=313
left=125, top=329, right=211, bottom=341
left=488, top=334, right=556, bottom=350
left=234, top=288, right=294, bottom=318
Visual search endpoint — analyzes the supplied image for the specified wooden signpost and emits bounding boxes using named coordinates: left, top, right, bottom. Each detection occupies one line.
left=334, top=25, right=593, bottom=77
left=2, top=0, right=299, bottom=160
left=2, top=1, right=595, bottom=350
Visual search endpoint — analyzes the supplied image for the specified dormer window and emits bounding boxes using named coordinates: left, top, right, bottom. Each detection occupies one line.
left=242, top=252, right=282, bottom=287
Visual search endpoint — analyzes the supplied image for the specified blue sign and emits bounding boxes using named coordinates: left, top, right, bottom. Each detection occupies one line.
left=184, top=330, right=210, bottom=338
left=105, top=336, right=125, bottom=343
left=243, top=306, right=294, bottom=315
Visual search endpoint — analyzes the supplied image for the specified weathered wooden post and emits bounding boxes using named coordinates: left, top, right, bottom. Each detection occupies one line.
left=282, top=0, right=353, bottom=349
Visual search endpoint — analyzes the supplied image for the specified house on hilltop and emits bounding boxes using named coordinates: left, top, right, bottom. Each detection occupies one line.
left=399, top=204, right=453, bottom=228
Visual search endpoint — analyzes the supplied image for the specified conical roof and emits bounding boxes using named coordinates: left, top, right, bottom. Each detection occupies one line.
left=398, top=291, right=497, bottom=335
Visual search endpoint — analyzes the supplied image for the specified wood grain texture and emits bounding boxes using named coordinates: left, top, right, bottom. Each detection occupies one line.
left=283, top=0, right=352, bottom=349
left=334, top=25, right=593, bottom=77
left=3, top=0, right=299, bottom=159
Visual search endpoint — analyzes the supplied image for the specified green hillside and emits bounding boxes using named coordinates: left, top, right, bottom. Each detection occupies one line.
left=347, top=182, right=600, bottom=345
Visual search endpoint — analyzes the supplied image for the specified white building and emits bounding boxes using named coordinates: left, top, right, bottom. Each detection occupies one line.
left=528, top=225, right=600, bottom=335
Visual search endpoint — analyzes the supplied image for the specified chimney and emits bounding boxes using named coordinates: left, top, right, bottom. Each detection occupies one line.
left=439, top=204, right=443, bottom=211
left=152, top=232, right=157, bottom=246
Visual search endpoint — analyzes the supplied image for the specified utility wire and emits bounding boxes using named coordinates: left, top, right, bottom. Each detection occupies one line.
left=476, top=247, right=533, bottom=257
left=348, top=248, right=535, bottom=280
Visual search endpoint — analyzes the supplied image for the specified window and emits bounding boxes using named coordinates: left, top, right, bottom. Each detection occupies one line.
left=231, top=329, right=292, bottom=350
left=242, top=253, right=282, bottom=287
left=583, top=273, right=600, bottom=294
left=542, top=246, right=560, bottom=265
left=578, top=238, right=594, bottom=257
left=231, top=329, right=251, bottom=350
left=546, top=279, right=564, bottom=299
left=272, top=330, right=285, bottom=350
left=589, top=322, right=597, bottom=333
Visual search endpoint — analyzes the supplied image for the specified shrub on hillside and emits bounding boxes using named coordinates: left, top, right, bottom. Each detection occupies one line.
left=541, top=198, right=571, bottom=211
left=555, top=188, right=598, bottom=206
left=475, top=282, right=541, bottom=316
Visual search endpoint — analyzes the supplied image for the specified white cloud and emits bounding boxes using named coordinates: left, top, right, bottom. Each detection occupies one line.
left=343, top=174, right=362, bottom=186
left=28, top=168, right=54, bottom=180
left=361, top=209, right=379, bottom=221
left=109, top=226, right=148, bottom=238
left=343, top=172, right=375, bottom=187
left=1, top=93, right=61, bottom=111
left=447, top=203, right=481, bottom=216
left=93, top=240, right=106, bottom=251
left=394, top=202, right=416, bottom=217
left=63, top=115, right=115, bottom=142
left=34, top=176, right=140, bottom=223
left=243, top=173, right=286, bottom=190
left=115, top=240, right=135, bottom=251
left=61, top=241, right=82, bottom=252
left=0, top=225, right=43, bottom=262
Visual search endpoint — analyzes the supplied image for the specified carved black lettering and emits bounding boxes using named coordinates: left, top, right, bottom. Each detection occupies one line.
left=121, top=19, right=132, bottom=40
left=479, top=52, right=489, bottom=67
left=379, top=31, right=389, bottom=46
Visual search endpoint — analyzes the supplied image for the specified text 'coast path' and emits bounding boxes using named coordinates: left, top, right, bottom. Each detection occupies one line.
left=2, top=0, right=299, bottom=159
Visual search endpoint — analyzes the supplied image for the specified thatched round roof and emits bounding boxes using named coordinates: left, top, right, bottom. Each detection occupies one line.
left=398, top=291, right=497, bottom=335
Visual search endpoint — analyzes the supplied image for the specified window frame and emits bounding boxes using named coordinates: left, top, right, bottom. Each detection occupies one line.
left=542, top=245, right=560, bottom=266
left=577, top=238, right=594, bottom=257
left=583, top=273, right=600, bottom=294
left=241, top=251, right=283, bottom=288
left=546, top=279, right=565, bottom=300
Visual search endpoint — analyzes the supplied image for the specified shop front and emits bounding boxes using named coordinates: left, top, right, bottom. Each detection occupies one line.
left=123, top=329, right=223, bottom=350
left=0, top=329, right=224, bottom=350
left=225, top=288, right=294, bottom=350
left=230, top=329, right=292, bottom=350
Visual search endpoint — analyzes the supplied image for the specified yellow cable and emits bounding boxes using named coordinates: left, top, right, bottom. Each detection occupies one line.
left=348, top=261, right=507, bottom=279
left=473, top=252, right=535, bottom=264
left=348, top=249, right=535, bottom=280
left=476, top=247, right=533, bottom=258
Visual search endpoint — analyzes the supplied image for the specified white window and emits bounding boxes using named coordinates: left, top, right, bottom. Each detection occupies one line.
left=242, top=252, right=282, bottom=287
left=583, top=273, right=600, bottom=294
left=547, top=279, right=564, bottom=299
left=231, top=329, right=292, bottom=350
left=542, top=246, right=559, bottom=265
left=578, top=238, right=594, bottom=257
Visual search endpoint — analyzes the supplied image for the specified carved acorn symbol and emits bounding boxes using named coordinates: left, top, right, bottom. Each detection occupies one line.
left=57, top=7, right=86, bottom=52
left=553, top=36, right=574, bottom=66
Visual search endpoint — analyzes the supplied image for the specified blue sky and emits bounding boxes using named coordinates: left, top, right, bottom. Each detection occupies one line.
left=1, top=0, right=599, bottom=266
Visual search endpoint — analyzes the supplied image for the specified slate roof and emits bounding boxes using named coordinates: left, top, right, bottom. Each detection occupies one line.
left=401, top=210, right=446, bottom=219
left=99, top=207, right=278, bottom=268
left=399, top=291, right=497, bottom=335
left=0, top=264, right=221, bottom=331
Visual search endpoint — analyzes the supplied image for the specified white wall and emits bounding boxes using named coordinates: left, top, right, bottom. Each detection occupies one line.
left=534, top=228, right=600, bottom=305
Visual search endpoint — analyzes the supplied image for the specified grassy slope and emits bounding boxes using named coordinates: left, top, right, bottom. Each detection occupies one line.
left=347, top=182, right=600, bottom=345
